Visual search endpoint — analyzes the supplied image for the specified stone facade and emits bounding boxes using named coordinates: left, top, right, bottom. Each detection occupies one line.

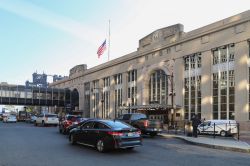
left=50, top=11, right=250, bottom=131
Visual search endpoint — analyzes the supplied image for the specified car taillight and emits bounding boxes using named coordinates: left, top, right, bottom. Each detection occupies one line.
left=66, top=121, right=72, bottom=125
left=144, top=120, right=149, bottom=127
left=136, top=130, right=141, bottom=135
left=108, top=131, right=124, bottom=136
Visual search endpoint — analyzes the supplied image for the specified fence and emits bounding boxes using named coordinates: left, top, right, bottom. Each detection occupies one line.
left=166, top=120, right=240, bottom=140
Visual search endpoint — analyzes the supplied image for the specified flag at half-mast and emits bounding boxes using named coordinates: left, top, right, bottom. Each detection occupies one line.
left=97, top=39, right=107, bottom=58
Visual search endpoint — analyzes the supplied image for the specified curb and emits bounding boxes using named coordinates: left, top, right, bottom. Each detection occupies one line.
left=159, top=134, right=250, bottom=154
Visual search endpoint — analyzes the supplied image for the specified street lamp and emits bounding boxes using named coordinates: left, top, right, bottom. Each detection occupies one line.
left=164, top=71, right=175, bottom=127
left=169, top=72, right=175, bottom=127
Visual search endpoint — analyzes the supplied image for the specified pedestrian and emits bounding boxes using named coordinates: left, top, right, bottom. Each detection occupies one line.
left=191, top=114, right=201, bottom=138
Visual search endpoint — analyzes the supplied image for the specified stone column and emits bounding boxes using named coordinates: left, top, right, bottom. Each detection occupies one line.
left=201, top=50, right=212, bottom=120
left=89, top=82, right=94, bottom=118
left=142, top=67, right=149, bottom=105
left=136, top=67, right=143, bottom=106
left=174, top=58, right=184, bottom=118
left=234, top=41, right=248, bottom=122
left=78, top=86, right=84, bottom=116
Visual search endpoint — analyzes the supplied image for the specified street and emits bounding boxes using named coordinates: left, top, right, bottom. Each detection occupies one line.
left=0, top=122, right=249, bottom=166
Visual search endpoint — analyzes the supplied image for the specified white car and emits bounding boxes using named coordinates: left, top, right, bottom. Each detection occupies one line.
left=3, top=115, right=17, bottom=123
left=35, top=113, right=59, bottom=127
left=198, top=120, right=238, bottom=137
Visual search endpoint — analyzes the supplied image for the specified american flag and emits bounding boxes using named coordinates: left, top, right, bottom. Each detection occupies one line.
left=97, top=39, right=107, bottom=58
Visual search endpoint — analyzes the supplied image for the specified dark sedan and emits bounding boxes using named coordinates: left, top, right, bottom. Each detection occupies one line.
left=69, top=119, right=142, bottom=152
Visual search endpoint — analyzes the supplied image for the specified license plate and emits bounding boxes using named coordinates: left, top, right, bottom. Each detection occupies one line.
left=127, top=132, right=134, bottom=137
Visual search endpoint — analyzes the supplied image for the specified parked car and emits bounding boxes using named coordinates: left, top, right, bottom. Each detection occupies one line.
left=69, top=119, right=142, bottom=152
left=34, top=113, right=59, bottom=127
left=0, top=113, right=3, bottom=121
left=63, top=118, right=90, bottom=135
left=3, top=115, right=17, bottom=123
left=59, top=115, right=82, bottom=134
left=25, top=115, right=37, bottom=123
left=117, top=113, right=163, bottom=137
left=197, top=120, right=238, bottom=137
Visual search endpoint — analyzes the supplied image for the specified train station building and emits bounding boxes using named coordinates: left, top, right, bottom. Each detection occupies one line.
left=50, top=11, right=250, bottom=131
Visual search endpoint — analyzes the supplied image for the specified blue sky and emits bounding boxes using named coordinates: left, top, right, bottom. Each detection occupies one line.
left=0, top=0, right=250, bottom=85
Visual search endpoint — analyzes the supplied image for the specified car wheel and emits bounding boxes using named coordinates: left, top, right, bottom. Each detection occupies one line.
left=59, top=127, right=62, bottom=133
left=69, top=134, right=76, bottom=145
left=220, top=130, right=226, bottom=137
left=96, top=139, right=106, bottom=153
left=126, top=147, right=134, bottom=150
left=149, top=133, right=157, bottom=137
left=62, top=128, right=66, bottom=135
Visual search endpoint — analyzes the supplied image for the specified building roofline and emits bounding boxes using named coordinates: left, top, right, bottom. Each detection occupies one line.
left=50, top=10, right=250, bottom=86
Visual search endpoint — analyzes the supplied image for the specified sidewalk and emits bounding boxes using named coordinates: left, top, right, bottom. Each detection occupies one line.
left=160, top=132, right=250, bottom=153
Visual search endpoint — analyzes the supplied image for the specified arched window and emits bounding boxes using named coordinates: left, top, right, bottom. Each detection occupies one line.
left=149, top=70, right=168, bottom=104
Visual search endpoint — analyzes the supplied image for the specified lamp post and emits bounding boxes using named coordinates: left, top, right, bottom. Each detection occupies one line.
left=169, top=72, right=175, bottom=127
left=164, top=68, right=175, bottom=127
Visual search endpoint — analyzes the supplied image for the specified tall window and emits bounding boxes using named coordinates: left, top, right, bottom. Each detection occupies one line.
left=84, top=82, right=90, bottom=117
left=184, top=53, right=202, bottom=120
left=128, top=70, right=137, bottom=112
left=114, top=73, right=122, bottom=118
left=212, top=44, right=235, bottom=120
left=103, top=77, right=110, bottom=118
left=149, top=70, right=168, bottom=104
left=93, top=80, right=99, bottom=118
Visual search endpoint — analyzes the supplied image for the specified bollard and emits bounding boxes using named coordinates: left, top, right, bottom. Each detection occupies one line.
left=237, top=123, right=240, bottom=141
left=184, top=121, right=186, bottom=135
left=213, top=123, right=216, bottom=139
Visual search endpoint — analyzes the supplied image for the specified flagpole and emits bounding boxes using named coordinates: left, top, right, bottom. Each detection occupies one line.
left=108, top=20, right=110, bottom=61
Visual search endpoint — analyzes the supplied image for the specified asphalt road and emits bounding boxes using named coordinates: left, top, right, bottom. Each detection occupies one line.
left=0, top=122, right=249, bottom=166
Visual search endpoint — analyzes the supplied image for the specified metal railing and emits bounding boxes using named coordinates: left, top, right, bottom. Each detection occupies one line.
left=165, top=120, right=240, bottom=141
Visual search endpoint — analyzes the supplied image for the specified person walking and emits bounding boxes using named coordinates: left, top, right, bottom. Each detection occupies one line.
left=191, top=114, right=201, bottom=138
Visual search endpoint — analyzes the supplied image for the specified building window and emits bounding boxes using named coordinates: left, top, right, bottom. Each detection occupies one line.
left=212, top=44, right=235, bottom=120
left=92, top=80, right=99, bottom=118
left=128, top=70, right=137, bottom=83
left=114, top=73, right=122, bottom=118
left=103, top=77, right=110, bottom=87
left=184, top=53, right=202, bottom=120
left=114, top=73, right=122, bottom=85
left=149, top=70, right=168, bottom=105
left=127, top=70, right=137, bottom=112
left=103, top=77, right=110, bottom=118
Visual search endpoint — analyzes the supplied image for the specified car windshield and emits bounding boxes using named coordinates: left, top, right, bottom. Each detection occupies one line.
left=105, top=120, right=132, bottom=129
left=46, top=114, right=57, bottom=118
left=67, top=116, right=81, bottom=121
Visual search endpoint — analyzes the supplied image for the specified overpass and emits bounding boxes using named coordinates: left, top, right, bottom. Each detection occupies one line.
left=0, top=84, right=72, bottom=108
